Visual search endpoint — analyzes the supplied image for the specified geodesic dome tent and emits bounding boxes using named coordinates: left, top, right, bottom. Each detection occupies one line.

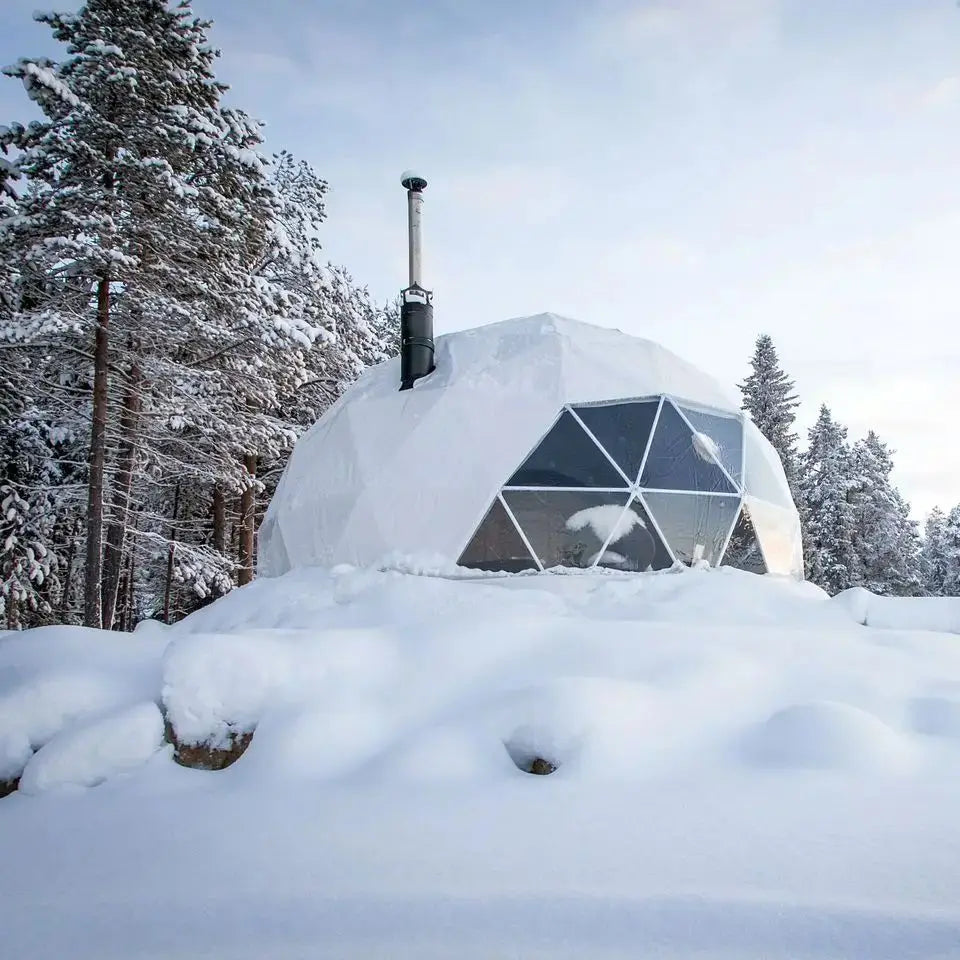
left=259, top=314, right=803, bottom=579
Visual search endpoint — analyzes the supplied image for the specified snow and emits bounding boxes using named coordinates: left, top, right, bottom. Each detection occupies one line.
left=18, top=702, right=165, bottom=794
left=2, top=565, right=960, bottom=957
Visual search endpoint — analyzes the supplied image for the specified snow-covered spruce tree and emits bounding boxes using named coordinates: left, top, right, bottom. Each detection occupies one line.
left=739, top=334, right=801, bottom=499
left=849, top=431, right=922, bottom=596
left=2, top=2, right=319, bottom=627
left=941, top=506, right=960, bottom=598
left=799, top=405, right=862, bottom=594
left=921, top=507, right=949, bottom=597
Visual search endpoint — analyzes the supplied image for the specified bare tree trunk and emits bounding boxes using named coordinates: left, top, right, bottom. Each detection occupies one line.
left=163, top=482, right=181, bottom=625
left=121, top=546, right=136, bottom=631
left=101, top=361, right=142, bottom=630
left=84, top=276, right=111, bottom=629
left=212, top=484, right=226, bottom=556
left=237, top=454, right=257, bottom=586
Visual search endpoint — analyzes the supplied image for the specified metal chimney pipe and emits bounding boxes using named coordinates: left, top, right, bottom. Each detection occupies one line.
left=399, top=170, right=435, bottom=391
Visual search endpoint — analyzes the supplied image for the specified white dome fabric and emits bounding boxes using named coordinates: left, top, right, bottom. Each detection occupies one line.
left=259, top=313, right=803, bottom=578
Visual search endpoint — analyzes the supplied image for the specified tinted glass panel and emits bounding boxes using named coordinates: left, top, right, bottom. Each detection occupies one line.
left=458, top=497, right=538, bottom=573
left=642, top=492, right=740, bottom=567
left=639, top=401, right=737, bottom=493
left=506, top=411, right=627, bottom=488
left=677, top=405, right=743, bottom=487
left=596, top=495, right=675, bottom=572
left=742, top=424, right=794, bottom=508
left=721, top=505, right=767, bottom=574
left=572, top=401, right=659, bottom=484
left=503, top=490, right=631, bottom=569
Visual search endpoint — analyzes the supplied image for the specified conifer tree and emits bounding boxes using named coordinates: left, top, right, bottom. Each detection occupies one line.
left=849, top=431, right=922, bottom=596
left=739, top=334, right=801, bottom=498
left=921, top=507, right=949, bottom=597
left=942, top=506, right=960, bottom=598
left=799, top=405, right=861, bottom=593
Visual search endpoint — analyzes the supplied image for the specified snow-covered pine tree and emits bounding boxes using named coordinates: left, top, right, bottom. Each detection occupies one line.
left=739, top=334, right=801, bottom=498
left=799, top=405, right=862, bottom=594
left=849, top=431, right=922, bottom=596
left=941, top=506, right=960, bottom=598
left=2, top=1, right=320, bottom=626
left=921, top=507, right=949, bottom=597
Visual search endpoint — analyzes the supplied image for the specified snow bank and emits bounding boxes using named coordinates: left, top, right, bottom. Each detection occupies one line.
left=0, top=626, right=165, bottom=781
left=3, top=566, right=960, bottom=957
left=835, top=587, right=960, bottom=634
left=18, top=702, right=165, bottom=794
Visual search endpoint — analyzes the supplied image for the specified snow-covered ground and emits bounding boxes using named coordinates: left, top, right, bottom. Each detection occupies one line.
left=2, top=565, right=960, bottom=959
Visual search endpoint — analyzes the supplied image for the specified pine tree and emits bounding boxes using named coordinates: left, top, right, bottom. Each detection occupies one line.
left=922, top=507, right=949, bottom=597
left=942, top=506, right=960, bottom=598
left=2, top=1, right=320, bottom=626
left=799, top=405, right=861, bottom=594
left=739, top=334, right=801, bottom=498
left=849, top=431, right=922, bottom=596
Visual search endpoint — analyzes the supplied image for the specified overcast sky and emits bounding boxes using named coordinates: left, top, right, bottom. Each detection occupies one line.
left=2, top=0, right=959, bottom=518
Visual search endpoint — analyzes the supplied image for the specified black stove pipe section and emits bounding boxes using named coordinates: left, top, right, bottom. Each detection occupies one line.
left=399, top=171, right=435, bottom=391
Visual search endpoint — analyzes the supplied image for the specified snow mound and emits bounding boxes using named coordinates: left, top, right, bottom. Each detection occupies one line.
left=741, top=701, right=912, bottom=772
left=18, top=703, right=165, bottom=795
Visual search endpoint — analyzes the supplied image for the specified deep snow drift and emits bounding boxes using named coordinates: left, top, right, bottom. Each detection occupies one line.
left=2, top=565, right=960, bottom=959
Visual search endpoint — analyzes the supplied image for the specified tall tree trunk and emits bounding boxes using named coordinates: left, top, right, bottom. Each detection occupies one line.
left=237, top=454, right=257, bottom=586
left=84, top=276, right=111, bottom=628
left=163, top=482, right=181, bottom=625
left=212, top=484, right=226, bottom=556
left=101, top=361, right=142, bottom=630
left=122, top=545, right=136, bottom=631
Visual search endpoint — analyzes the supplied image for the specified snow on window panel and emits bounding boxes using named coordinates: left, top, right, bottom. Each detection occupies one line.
left=676, top=404, right=743, bottom=488
left=502, top=491, right=631, bottom=569
left=571, top=401, right=660, bottom=484
left=721, top=505, right=767, bottom=575
left=642, top=491, right=740, bottom=567
left=506, top=411, right=628, bottom=488
left=746, top=497, right=804, bottom=578
left=596, top=495, right=675, bottom=572
left=638, top=401, right=737, bottom=494
left=742, top=423, right=794, bottom=508
left=458, top=497, right=538, bottom=573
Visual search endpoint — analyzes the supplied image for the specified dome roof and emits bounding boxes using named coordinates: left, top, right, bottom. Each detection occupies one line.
left=259, top=313, right=802, bottom=577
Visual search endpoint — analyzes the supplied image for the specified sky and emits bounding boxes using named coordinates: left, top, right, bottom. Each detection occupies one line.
left=2, top=0, right=959, bottom=518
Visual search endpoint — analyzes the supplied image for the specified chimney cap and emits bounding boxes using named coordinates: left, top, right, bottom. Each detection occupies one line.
left=401, top=170, right=428, bottom=192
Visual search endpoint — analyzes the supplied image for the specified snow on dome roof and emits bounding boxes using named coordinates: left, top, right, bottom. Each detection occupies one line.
left=259, top=313, right=801, bottom=577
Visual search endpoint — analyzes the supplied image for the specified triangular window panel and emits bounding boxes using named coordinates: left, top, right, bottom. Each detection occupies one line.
left=572, top=401, right=660, bottom=484
left=742, top=426, right=794, bottom=509
left=593, top=495, right=674, bottom=572
left=506, top=410, right=627, bottom=488
left=642, top=491, right=740, bottom=567
left=503, top=490, right=632, bottom=569
left=639, top=401, right=737, bottom=494
left=677, top=404, right=743, bottom=488
left=721, top=504, right=767, bottom=575
left=458, top=498, right=538, bottom=573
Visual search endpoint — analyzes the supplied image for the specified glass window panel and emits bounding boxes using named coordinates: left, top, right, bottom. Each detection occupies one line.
left=506, top=411, right=628, bottom=488
left=458, top=498, right=538, bottom=573
left=745, top=497, right=804, bottom=578
left=639, top=401, right=737, bottom=494
left=742, top=422, right=794, bottom=508
left=571, top=401, right=660, bottom=484
left=721, top=504, right=767, bottom=575
left=642, top=491, right=740, bottom=567
left=503, top=490, right=632, bottom=569
left=596, top=495, right=675, bottom=572
left=676, top=404, right=743, bottom=487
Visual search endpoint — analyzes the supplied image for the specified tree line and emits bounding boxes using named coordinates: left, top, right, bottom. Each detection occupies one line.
left=740, top=335, right=958, bottom=597
left=0, top=0, right=397, bottom=630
